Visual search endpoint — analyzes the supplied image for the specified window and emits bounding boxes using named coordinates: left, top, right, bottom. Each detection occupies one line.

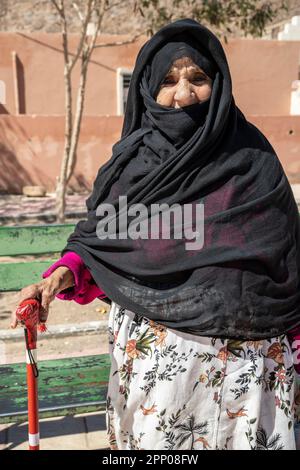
left=0, top=80, right=6, bottom=105
left=116, top=68, right=133, bottom=115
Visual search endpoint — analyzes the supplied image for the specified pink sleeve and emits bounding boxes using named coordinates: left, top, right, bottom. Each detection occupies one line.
left=287, top=325, right=300, bottom=374
left=42, top=251, right=107, bottom=305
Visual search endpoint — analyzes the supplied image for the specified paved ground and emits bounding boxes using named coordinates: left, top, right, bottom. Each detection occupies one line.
left=1, top=186, right=300, bottom=226
left=0, top=192, right=88, bottom=226
left=0, top=412, right=109, bottom=450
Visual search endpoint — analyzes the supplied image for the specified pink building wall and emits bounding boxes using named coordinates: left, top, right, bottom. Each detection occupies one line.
left=0, top=33, right=299, bottom=116
left=0, top=114, right=299, bottom=194
left=0, top=33, right=299, bottom=193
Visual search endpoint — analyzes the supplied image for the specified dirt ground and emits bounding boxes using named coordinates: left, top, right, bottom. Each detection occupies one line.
left=0, top=291, right=110, bottom=363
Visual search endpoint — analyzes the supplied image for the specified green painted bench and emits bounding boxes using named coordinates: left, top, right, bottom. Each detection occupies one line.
left=1, top=224, right=299, bottom=445
left=0, top=224, right=111, bottom=424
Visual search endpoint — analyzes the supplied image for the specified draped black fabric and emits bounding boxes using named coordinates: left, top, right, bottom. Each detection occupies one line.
left=62, top=18, right=300, bottom=339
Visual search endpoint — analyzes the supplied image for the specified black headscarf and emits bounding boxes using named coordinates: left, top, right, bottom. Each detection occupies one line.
left=61, top=18, right=300, bottom=339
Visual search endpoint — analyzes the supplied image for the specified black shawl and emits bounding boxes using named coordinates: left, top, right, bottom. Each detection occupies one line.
left=61, top=18, right=300, bottom=339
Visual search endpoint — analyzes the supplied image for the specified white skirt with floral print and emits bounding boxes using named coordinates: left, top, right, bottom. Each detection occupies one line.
left=105, top=301, right=298, bottom=450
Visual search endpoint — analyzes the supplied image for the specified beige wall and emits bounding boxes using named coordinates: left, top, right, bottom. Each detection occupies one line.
left=0, top=33, right=299, bottom=116
left=0, top=114, right=299, bottom=194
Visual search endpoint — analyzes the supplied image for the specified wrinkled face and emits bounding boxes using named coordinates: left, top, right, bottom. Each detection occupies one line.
left=156, top=56, right=213, bottom=108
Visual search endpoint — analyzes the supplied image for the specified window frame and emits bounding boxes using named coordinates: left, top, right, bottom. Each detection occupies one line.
left=116, top=67, right=133, bottom=116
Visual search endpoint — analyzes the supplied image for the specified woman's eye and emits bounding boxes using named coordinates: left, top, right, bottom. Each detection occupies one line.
left=161, top=75, right=207, bottom=86
left=162, top=79, right=176, bottom=85
left=193, top=76, right=206, bottom=83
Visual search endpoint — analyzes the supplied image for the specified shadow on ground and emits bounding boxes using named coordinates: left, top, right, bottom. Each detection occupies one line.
left=1, top=412, right=109, bottom=450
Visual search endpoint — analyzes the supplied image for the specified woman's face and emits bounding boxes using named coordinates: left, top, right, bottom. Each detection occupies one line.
left=156, top=56, right=213, bottom=109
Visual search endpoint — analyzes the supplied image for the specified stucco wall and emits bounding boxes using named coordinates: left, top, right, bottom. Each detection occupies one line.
left=0, top=33, right=146, bottom=116
left=0, top=33, right=299, bottom=116
left=0, top=114, right=299, bottom=194
left=0, top=33, right=299, bottom=193
left=0, top=115, right=122, bottom=193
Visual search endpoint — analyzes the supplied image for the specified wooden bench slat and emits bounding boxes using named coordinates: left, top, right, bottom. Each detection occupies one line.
left=0, top=260, right=59, bottom=291
left=0, top=354, right=111, bottom=423
left=0, top=403, right=108, bottom=424
left=0, top=224, right=75, bottom=256
left=0, top=223, right=111, bottom=425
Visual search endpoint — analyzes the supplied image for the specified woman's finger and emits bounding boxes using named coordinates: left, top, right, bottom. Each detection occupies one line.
left=11, top=284, right=41, bottom=329
left=18, top=285, right=40, bottom=303
left=39, top=286, right=55, bottom=323
left=39, top=302, right=49, bottom=323
left=10, top=310, right=18, bottom=329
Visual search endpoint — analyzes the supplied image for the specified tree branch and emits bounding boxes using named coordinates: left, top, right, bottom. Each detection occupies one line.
left=94, top=32, right=144, bottom=48
left=72, top=1, right=84, bottom=23
left=103, top=0, right=124, bottom=12
left=85, top=0, right=106, bottom=60
left=66, top=0, right=106, bottom=181
left=50, top=0, right=63, bottom=15
left=68, top=0, right=94, bottom=73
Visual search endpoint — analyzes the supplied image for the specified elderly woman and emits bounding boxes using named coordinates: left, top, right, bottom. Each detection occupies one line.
left=11, top=19, right=300, bottom=450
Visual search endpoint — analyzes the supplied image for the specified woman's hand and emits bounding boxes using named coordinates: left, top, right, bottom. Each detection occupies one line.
left=10, top=266, right=75, bottom=329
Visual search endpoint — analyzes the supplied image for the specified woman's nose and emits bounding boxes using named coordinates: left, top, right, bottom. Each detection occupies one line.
left=173, top=80, right=196, bottom=106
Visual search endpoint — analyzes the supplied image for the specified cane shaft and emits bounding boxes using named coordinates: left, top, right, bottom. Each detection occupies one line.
left=16, top=300, right=41, bottom=451
left=26, top=339, right=39, bottom=450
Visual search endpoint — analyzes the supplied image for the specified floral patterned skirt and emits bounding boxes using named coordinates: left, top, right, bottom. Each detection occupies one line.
left=106, top=301, right=297, bottom=450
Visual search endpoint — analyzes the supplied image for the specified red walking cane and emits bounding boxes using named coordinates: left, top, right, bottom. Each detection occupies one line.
left=15, top=298, right=45, bottom=451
